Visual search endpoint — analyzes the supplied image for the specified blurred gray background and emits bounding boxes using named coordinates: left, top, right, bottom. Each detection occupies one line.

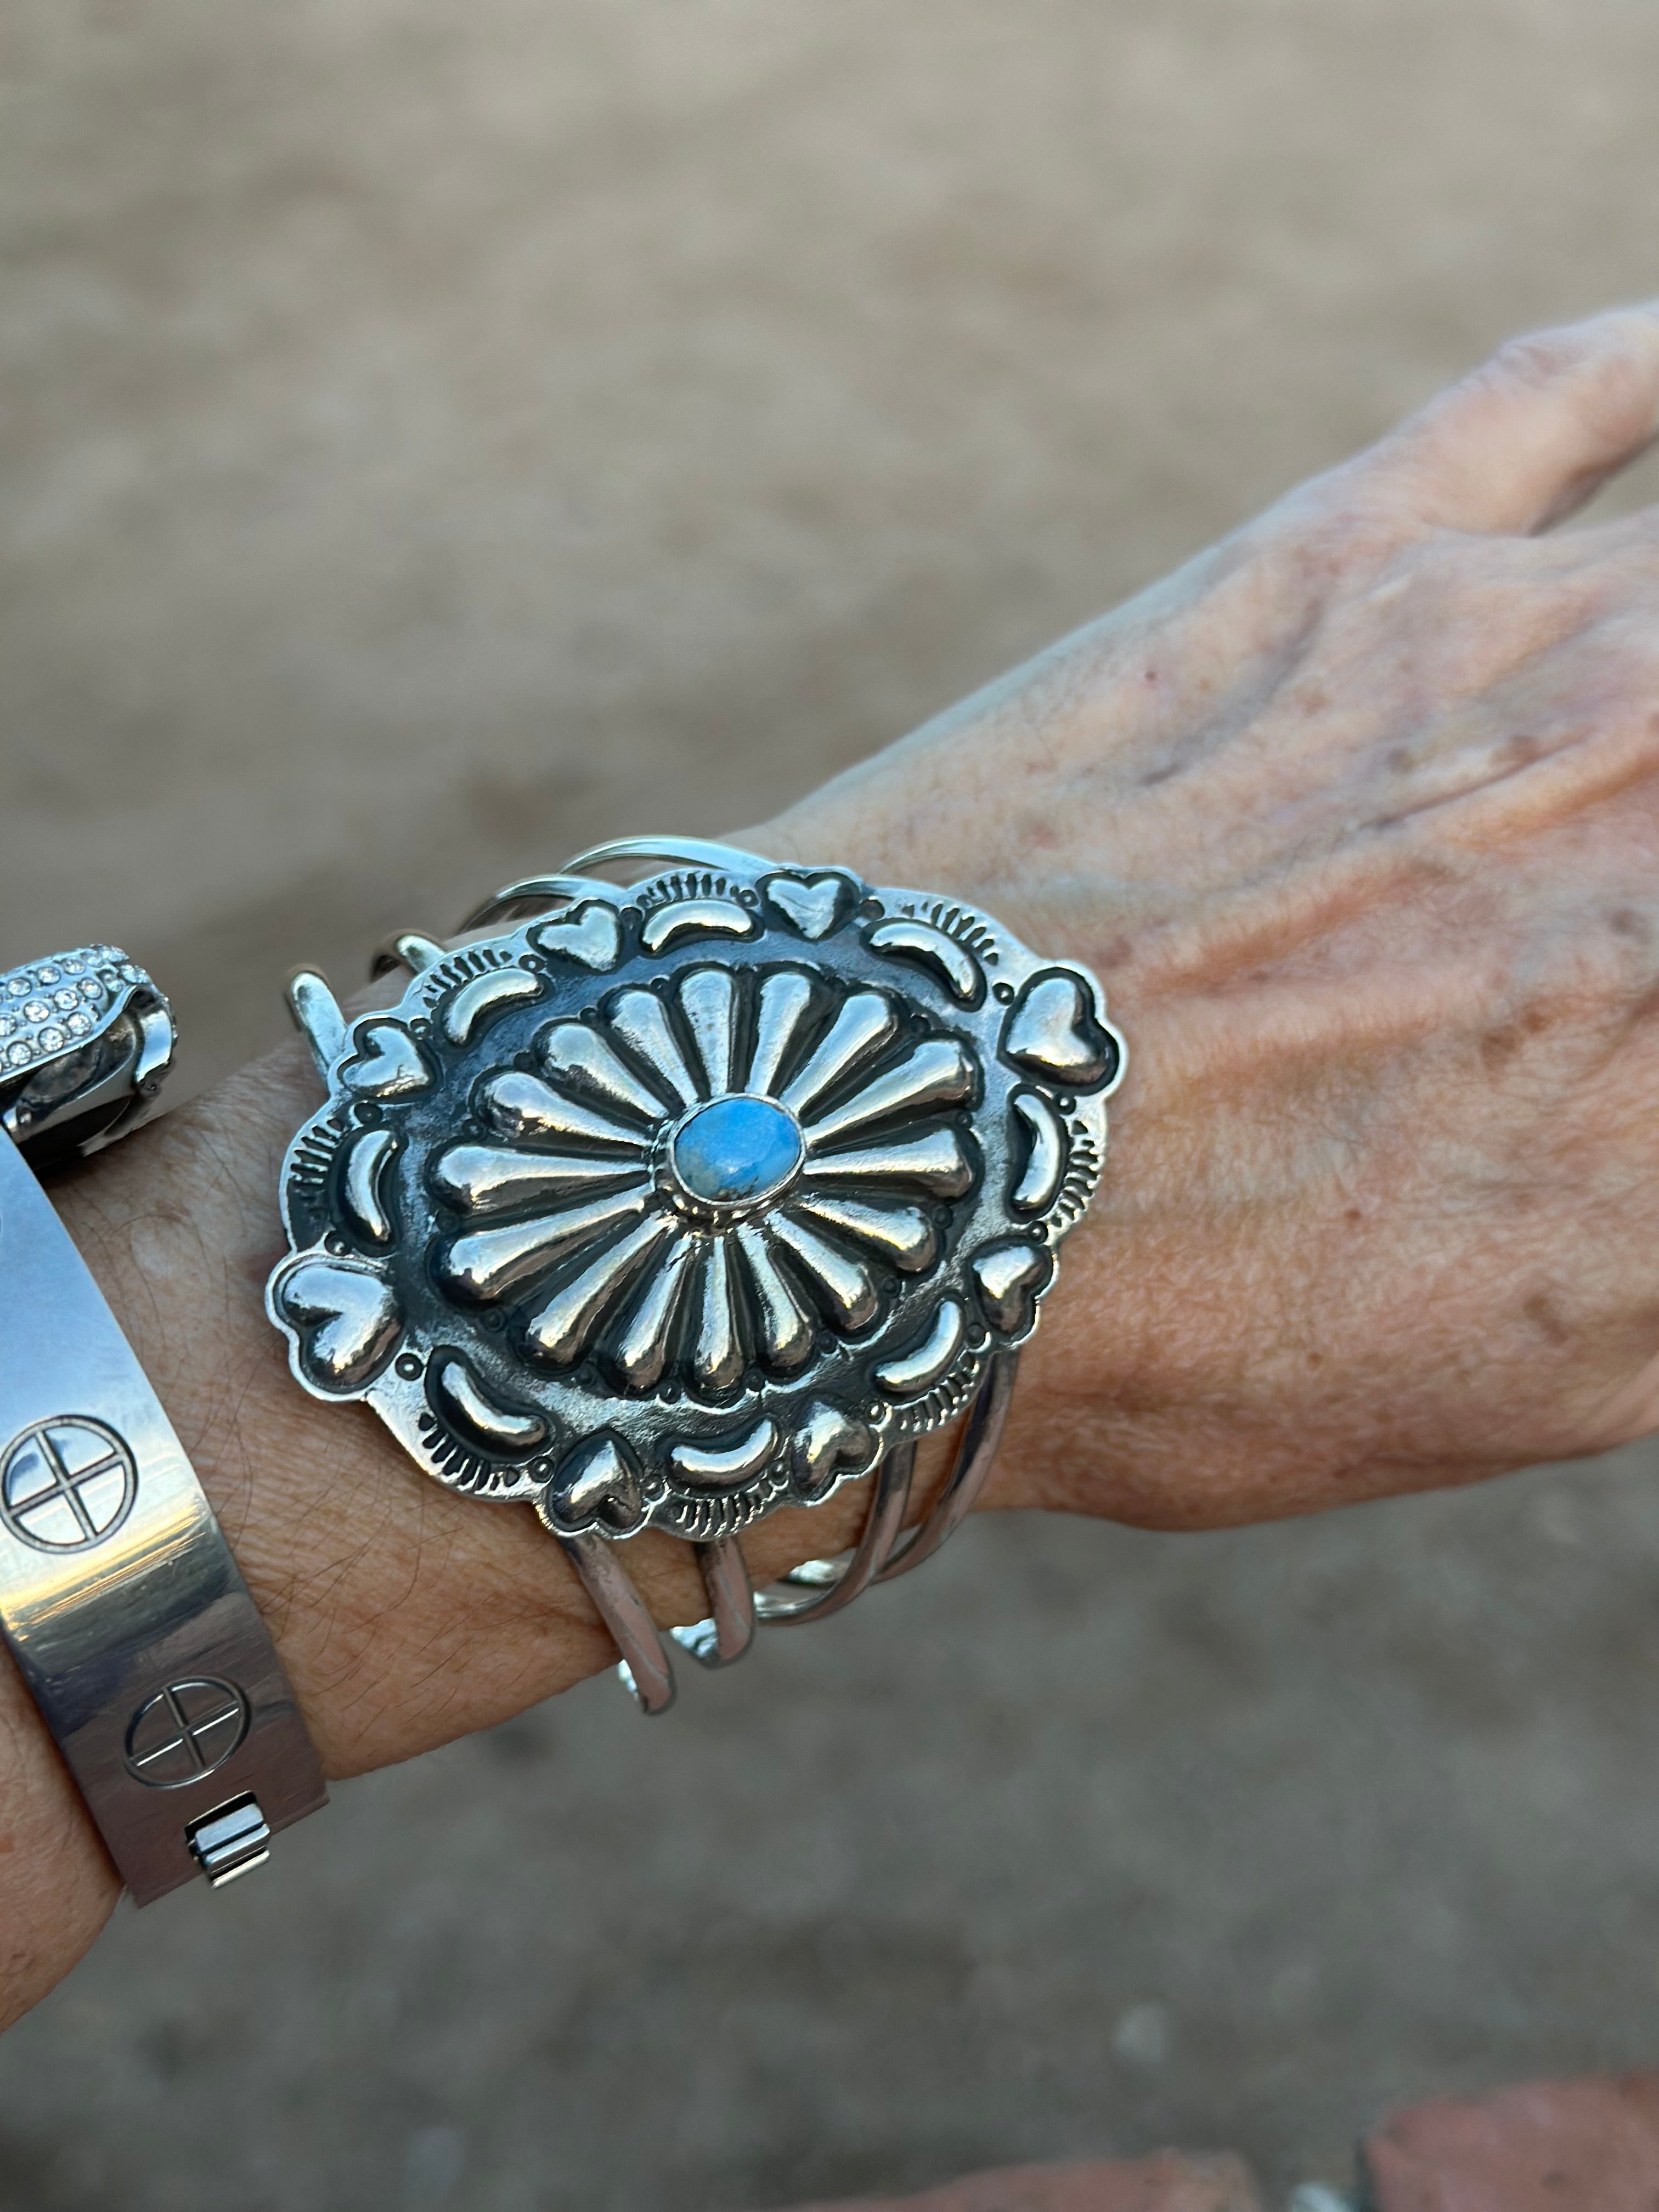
left=6, top=2, right=1659, bottom=2207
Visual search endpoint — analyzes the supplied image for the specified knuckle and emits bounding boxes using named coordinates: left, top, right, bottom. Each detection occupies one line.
left=1483, top=327, right=1587, bottom=396
left=1477, top=318, right=1656, bottom=453
left=1267, top=463, right=1405, bottom=569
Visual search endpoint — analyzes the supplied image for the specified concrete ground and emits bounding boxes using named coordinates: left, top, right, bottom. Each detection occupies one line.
left=5, top=2, right=1659, bottom=2205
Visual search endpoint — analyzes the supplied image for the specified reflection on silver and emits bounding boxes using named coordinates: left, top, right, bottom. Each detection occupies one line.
left=557, top=1528, right=676, bottom=1714
left=792, top=1401, right=876, bottom=1498
left=286, top=968, right=348, bottom=1079
left=373, top=930, right=447, bottom=978
left=876, top=1350, right=1018, bottom=1583
left=273, top=1256, right=403, bottom=1390
left=441, top=966, right=542, bottom=1046
left=875, top=1299, right=967, bottom=1396
left=533, top=900, right=624, bottom=970
left=1010, top=1088, right=1066, bottom=1214
left=970, top=1239, right=1053, bottom=1339
left=640, top=899, right=759, bottom=953
left=1003, top=968, right=1125, bottom=1092
left=0, top=1418, right=137, bottom=1554
left=865, top=919, right=982, bottom=1003
left=431, top=1357, right=549, bottom=1453
left=544, top=1432, right=645, bottom=1536
left=341, top=1127, right=397, bottom=1245
left=671, top=1536, right=757, bottom=1667
left=125, top=1677, right=249, bottom=1788
left=669, top=1418, right=778, bottom=1488
left=0, top=1119, right=325, bottom=1899
left=187, top=1796, right=273, bottom=1888
left=342, top=1020, right=431, bottom=1099
left=764, top=871, right=855, bottom=940
left=755, top=1442, right=917, bottom=1626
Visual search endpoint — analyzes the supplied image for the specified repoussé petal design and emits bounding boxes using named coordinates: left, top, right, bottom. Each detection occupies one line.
left=426, top=962, right=980, bottom=1395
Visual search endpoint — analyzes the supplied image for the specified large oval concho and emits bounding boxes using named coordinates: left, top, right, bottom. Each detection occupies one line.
left=267, top=854, right=1124, bottom=1547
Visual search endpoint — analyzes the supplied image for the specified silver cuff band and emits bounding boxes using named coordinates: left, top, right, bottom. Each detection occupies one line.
left=0, top=950, right=325, bottom=1903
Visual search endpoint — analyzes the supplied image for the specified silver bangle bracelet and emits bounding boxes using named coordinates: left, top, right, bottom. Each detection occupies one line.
left=268, top=842, right=1124, bottom=1714
left=0, top=950, right=326, bottom=1902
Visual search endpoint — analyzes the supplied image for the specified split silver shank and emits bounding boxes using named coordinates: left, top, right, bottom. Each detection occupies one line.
left=0, top=950, right=325, bottom=1901
left=271, top=840, right=1124, bottom=1716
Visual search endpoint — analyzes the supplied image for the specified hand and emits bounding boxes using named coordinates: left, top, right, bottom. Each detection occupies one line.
left=757, top=301, right=1659, bottom=1531
left=9, top=304, right=1659, bottom=2024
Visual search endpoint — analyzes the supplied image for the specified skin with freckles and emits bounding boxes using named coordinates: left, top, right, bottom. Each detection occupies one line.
left=9, top=304, right=1659, bottom=2030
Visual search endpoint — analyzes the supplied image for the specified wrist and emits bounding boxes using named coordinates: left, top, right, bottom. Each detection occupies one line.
left=737, top=805, right=1132, bottom=1527
left=50, top=1047, right=964, bottom=1776
left=0, top=825, right=1098, bottom=2023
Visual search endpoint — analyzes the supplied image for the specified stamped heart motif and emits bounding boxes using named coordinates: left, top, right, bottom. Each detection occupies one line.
left=970, top=1237, right=1054, bottom=1340
left=791, top=1401, right=874, bottom=1500
left=545, top=1431, right=644, bottom=1533
left=765, top=871, right=855, bottom=941
left=534, top=900, right=623, bottom=972
left=342, top=1020, right=431, bottom=1099
left=1002, top=970, right=1122, bottom=1092
left=275, top=1257, right=403, bottom=1390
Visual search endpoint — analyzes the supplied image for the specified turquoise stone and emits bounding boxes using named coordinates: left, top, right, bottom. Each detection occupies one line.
left=670, top=1094, right=803, bottom=1205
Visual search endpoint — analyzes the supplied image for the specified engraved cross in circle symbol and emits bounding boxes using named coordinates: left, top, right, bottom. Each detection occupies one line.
left=0, top=1417, right=137, bottom=1553
left=125, top=1678, right=251, bottom=1788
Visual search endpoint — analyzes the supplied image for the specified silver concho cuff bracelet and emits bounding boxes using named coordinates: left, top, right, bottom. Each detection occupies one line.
left=267, top=840, right=1125, bottom=1713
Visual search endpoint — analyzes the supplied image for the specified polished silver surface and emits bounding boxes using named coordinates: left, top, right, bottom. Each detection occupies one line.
left=753, top=1439, right=918, bottom=1626
left=555, top=1526, right=679, bottom=1715
left=268, top=839, right=1124, bottom=1711
left=670, top=1536, right=757, bottom=1668
left=0, top=1127, right=326, bottom=1901
left=186, top=1794, right=274, bottom=1888
left=876, top=1347, right=1019, bottom=1583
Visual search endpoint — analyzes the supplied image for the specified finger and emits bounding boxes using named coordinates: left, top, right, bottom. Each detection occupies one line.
left=1350, top=304, right=1659, bottom=537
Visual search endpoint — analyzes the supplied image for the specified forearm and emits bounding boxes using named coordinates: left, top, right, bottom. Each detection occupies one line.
left=0, top=1000, right=973, bottom=2025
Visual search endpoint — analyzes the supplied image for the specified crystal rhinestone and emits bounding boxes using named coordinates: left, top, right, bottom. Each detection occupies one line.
left=38, top=1027, right=64, bottom=1053
left=80, top=979, right=103, bottom=1001
left=669, top=1094, right=804, bottom=1206
left=66, top=1013, right=90, bottom=1036
left=61, top=960, right=83, bottom=976
left=37, top=967, right=58, bottom=984
left=0, top=1018, right=12, bottom=1039
left=22, top=1000, right=50, bottom=1024
left=7, top=978, right=28, bottom=997
left=53, top=990, right=77, bottom=1012
left=7, top=1041, right=31, bottom=1066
